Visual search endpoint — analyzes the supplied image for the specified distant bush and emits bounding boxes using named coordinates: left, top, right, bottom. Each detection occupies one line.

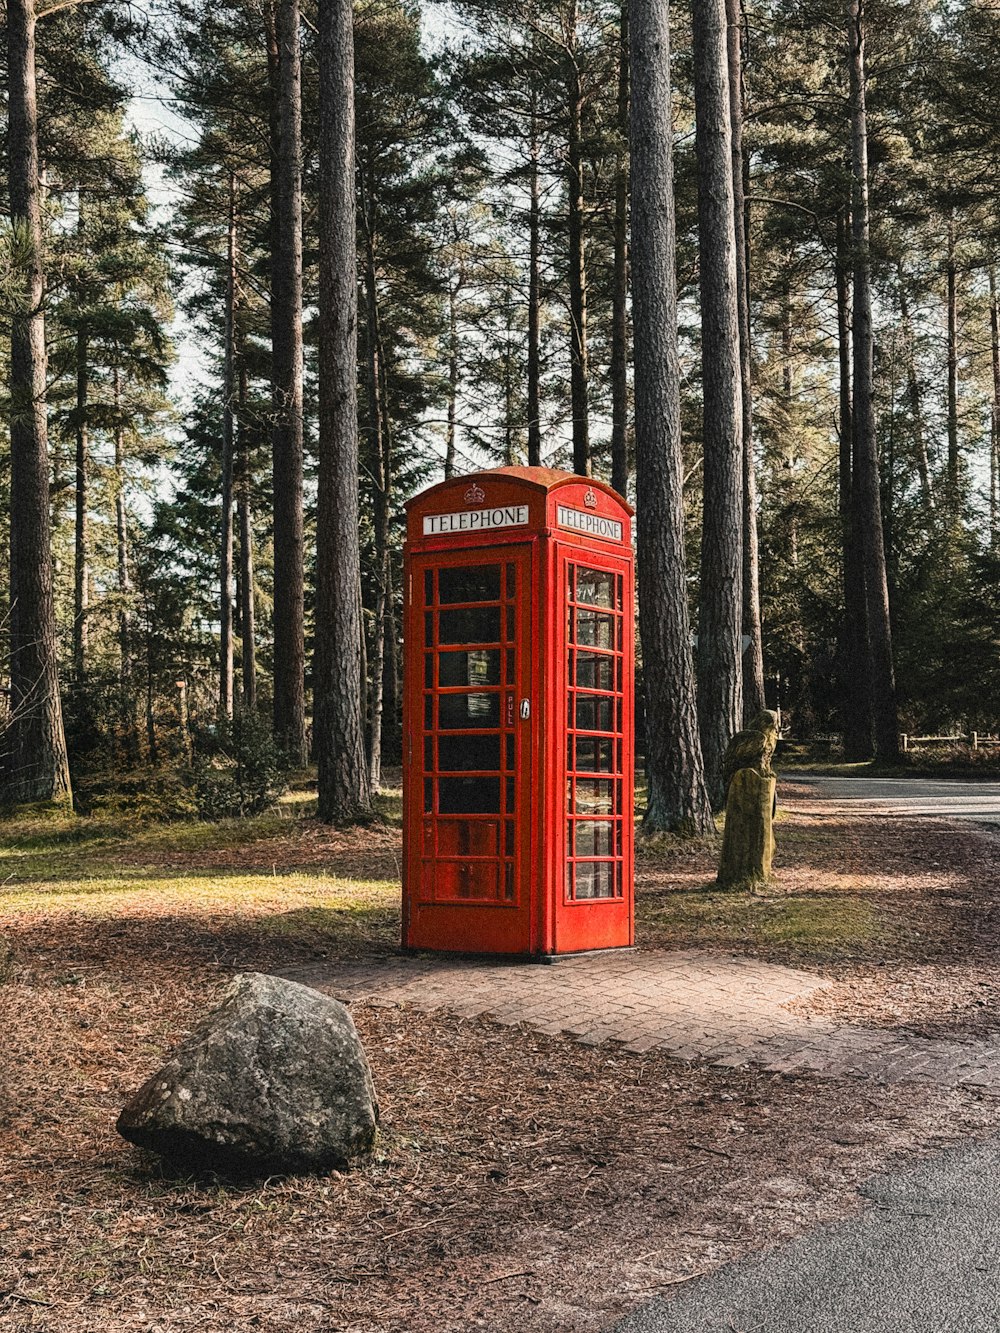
left=83, top=768, right=198, bottom=822
left=192, top=712, right=288, bottom=820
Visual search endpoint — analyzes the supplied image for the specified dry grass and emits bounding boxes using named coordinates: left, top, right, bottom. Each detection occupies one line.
left=3, top=777, right=1000, bottom=1329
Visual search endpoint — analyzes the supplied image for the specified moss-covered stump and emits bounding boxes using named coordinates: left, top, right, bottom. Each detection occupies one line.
left=717, top=768, right=776, bottom=889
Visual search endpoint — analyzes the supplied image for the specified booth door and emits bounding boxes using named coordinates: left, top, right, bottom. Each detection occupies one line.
left=555, top=550, right=634, bottom=953
left=406, top=547, right=533, bottom=954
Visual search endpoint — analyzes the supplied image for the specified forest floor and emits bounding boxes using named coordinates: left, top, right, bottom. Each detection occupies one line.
left=3, top=775, right=1000, bottom=1331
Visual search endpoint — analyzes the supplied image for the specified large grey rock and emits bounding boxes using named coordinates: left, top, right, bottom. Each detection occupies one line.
left=117, top=972, right=378, bottom=1175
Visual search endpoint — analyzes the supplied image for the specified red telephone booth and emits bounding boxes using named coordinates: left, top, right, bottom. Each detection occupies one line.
left=402, top=466, right=635, bottom=958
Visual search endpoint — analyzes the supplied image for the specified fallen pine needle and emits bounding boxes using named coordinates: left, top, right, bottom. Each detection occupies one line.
left=1, top=1291, right=53, bottom=1308
left=483, top=1270, right=535, bottom=1285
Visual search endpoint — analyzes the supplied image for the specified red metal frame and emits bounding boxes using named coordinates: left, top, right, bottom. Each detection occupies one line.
left=403, top=466, right=634, bottom=957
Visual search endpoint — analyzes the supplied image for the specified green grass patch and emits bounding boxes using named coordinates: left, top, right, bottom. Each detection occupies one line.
left=638, top=886, right=879, bottom=958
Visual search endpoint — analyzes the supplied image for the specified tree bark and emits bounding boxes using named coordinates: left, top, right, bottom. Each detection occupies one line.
left=693, top=0, right=744, bottom=808
left=113, top=364, right=138, bottom=764
left=360, top=175, right=390, bottom=793
left=237, top=350, right=257, bottom=711
left=836, top=207, right=873, bottom=761
left=315, top=0, right=372, bottom=822
left=527, top=80, right=543, bottom=469
left=270, top=0, right=306, bottom=764
left=946, top=210, right=960, bottom=516
left=5, top=0, right=72, bottom=806
left=73, top=321, right=88, bottom=684
left=629, top=0, right=713, bottom=835
left=897, top=267, right=934, bottom=515
left=567, top=0, right=590, bottom=476
left=990, top=263, right=1000, bottom=552
left=726, top=0, right=764, bottom=719
left=847, top=0, right=899, bottom=763
left=445, top=270, right=459, bottom=480
left=610, top=0, right=630, bottom=498
left=220, top=172, right=237, bottom=721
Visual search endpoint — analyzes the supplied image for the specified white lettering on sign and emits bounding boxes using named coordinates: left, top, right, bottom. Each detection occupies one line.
left=423, top=505, right=529, bottom=536
left=557, top=504, right=623, bottom=543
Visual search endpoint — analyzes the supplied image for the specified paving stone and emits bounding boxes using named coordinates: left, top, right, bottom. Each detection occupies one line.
left=289, top=948, right=1000, bottom=1092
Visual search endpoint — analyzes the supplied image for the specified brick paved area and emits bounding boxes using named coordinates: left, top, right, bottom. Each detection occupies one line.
left=284, top=950, right=1000, bottom=1090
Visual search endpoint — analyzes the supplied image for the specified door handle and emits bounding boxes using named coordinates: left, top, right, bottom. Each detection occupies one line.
left=520, top=698, right=530, bottom=720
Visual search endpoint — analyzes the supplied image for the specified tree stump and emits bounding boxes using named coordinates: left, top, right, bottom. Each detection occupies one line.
left=717, top=767, right=776, bottom=889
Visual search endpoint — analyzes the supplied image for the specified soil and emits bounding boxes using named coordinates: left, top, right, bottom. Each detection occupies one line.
left=4, top=784, right=1000, bottom=1329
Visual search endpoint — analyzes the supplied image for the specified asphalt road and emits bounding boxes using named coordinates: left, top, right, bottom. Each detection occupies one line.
left=788, top=773, right=1000, bottom=823
left=612, top=1138, right=1000, bottom=1333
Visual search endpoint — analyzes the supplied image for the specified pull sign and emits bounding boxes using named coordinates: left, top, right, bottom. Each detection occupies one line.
left=520, top=698, right=531, bottom=720
left=506, top=693, right=515, bottom=726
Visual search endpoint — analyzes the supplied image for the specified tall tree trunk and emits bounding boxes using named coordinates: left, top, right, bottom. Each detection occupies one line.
left=237, top=352, right=257, bottom=711
left=629, top=0, right=713, bottom=835
left=527, top=82, right=543, bottom=469
left=693, top=0, right=744, bottom=808
left=5, top=0, right=72, bottom=806
left=73, top=322, right=88, bottom=684
left=112, top=364, right=138, bottom=764
left=990, top=263, right=1000, bottom=552
left=361, top=177, right=389, bottom=793
left=220, top=172, right=237, bottom=721
left=270, top=0, right=306, bottom=763
left=897, top=267, right=934, bottom=515
left=946, top=211, right=960, bottom=517
left=567, top=0, right=590, bottom=476
left=726, top=0, right=764, bottom=719
left=847, top=0, right=899, bottom=763
left=836, top=208, right=873, bottom=761
left=382, top=557, right=401, bottom=763
left=445, top=272, right=458, bottom=480
left=315, top=0, right=372, bottom=822
left=610, top=0, right=630, bottom=498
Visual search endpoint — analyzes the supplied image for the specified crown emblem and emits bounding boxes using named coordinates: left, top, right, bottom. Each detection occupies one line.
left=464, top=482, right=486, bottom=504
left=584, top=487, right=598, bottom=509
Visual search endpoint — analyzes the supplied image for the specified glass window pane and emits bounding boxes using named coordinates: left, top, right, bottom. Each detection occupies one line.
left=576, top=652, right=614, bottom=690
left=574, top=861, right=615, bottom=900
left=505, top=733, right=514, bottom=770
left=574, top=737, right=614, bottom=772
left=505, top=777, right=515, bottom=812
left=505, top=562, right=515, bottom=597
left=506, top=648, right=514, bottom=683
left=576, top=567, right=615, bottom=608
left=576, top=610, right=614, bottom=649
left=575, top=694, right=614, bottom=732
left=437, top=776, right=501, bottom=814
left=439, top=648, right=501, bottom=687
left=424, top=695, right=433, bottom=729
left=436, top=860, right=498, bottom=901
left=573, top=778, right=614, bottom=814
left=424, top=611, right=434, bottom=646
left=438, top=565, right=501, bottom=604
left=424, top=737, right=433, bottom=771
left=438, top=692, right=500, bottom=730
left=423, top=778, right=432, bottom=812
left=574, top=820, right=614, bottom=857
left=505, top=604, right=515, bottom=640
left=505, top=821, right=514, bottom=855
left=424, top=654, right=433, bottom=689
left=424, top=570, right=434, bottom=605
left=436, top=820, right=499, bottom=856
left=439, top=606, right=501, bottom=645
left=438, top=734, right=500, bottom=772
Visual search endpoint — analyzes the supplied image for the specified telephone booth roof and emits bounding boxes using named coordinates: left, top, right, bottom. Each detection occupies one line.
left=405, top=466, right=634, bottom=549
